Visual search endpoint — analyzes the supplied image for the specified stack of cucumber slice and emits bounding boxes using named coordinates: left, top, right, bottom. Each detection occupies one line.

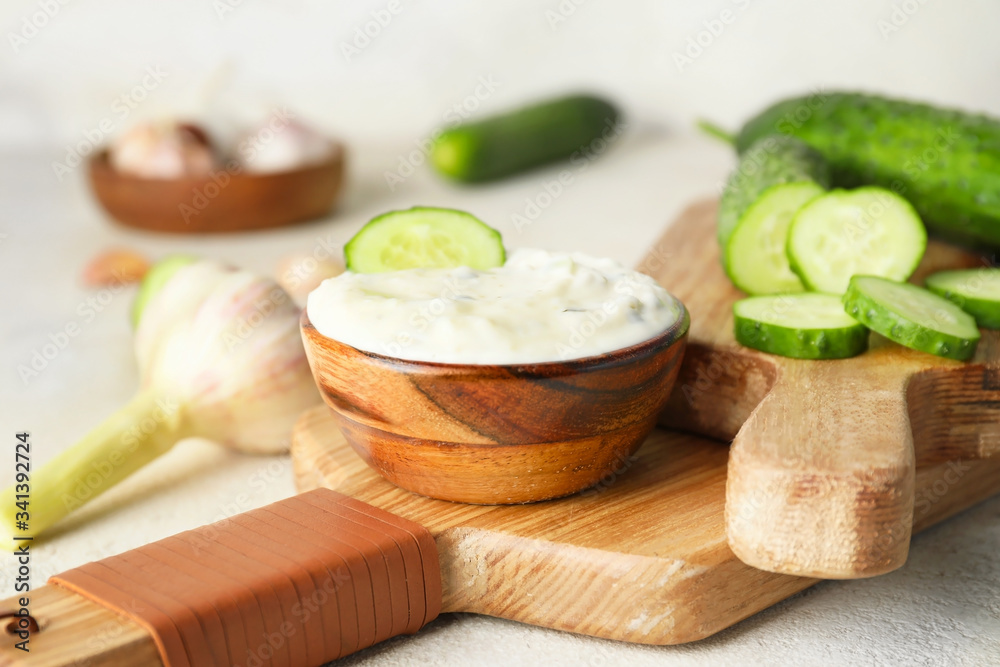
left=720, top=136, right=989, bottom=362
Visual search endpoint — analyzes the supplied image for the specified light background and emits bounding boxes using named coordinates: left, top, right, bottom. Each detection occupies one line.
left=1, top=1, right=999, bottom=665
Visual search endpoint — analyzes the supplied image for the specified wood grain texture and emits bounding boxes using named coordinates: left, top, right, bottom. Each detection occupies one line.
left=4, top=421, right=997, bottom=665
left=286, top=406, right=1000, bottom=646
left=0, top=584, right=161, bottom=667
left=88, top=147, right=345, bottom=234
left=300, top=309, right=689, bottom=504
left=647, top=199, right=1000, bottom=578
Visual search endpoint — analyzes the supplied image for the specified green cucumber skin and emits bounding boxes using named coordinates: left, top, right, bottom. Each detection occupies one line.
left=926, top=269, right=1000, bottom=329
left=843, top=277, right=980, bottom=361
left=735, top=92, right=1000, bottom=247
left=431, top=94, right=620, bottom=183
left=718, top=135, right=831, bottom=249
left=733, top=311, right=868, bottom=360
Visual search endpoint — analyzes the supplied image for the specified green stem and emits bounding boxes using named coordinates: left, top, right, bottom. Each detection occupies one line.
left=697, top=119, right=737, bottom=146
left=2, top=388, right=191, bottom=547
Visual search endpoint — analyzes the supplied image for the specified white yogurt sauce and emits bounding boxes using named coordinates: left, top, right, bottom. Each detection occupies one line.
left=306, top=248, right=681, bottom=364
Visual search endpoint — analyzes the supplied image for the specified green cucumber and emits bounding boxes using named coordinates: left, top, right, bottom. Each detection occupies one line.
left=733, top=293, right=869, bottom=359
left=733, top=91, right=1000, bottom=247
left=431, top=94, right=620, bottom=183
left=843, top=275, right=980, bottom=360
left=787, top=187, right=927, bottom=294
left=926, top=268, right=1000, bottom=329
left=131, top=254, right=198, bottom=328
left=344, top=207, right=505, bottom=273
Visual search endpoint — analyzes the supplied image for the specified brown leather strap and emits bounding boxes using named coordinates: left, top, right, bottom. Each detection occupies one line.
left=50, top=489, right=441, bottom=667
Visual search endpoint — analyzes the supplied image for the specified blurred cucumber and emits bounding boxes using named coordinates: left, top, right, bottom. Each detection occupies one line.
left=732, top=92, right=1000, bottom=247
left=431, top=94, right=620, bottom=183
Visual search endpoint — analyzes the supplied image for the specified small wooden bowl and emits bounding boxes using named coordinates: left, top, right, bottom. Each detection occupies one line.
left=88, top=146, right=345, bottom=233
left=300, top=306, right=690, bottom=504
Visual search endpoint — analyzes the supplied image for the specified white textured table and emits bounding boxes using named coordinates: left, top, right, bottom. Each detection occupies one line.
left=2, top=127, right=998, bottom=666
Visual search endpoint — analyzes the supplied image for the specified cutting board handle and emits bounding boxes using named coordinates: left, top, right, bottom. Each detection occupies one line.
left=3, top=489, right=441, bottom=667
left=726, top=362, right=916, bottom=579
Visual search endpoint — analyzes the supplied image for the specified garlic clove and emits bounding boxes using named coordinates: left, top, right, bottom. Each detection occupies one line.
left=237, top=118, right=336, bottom=174
left=275, top=252, right=345, bottom=305
left=82, top=248, right=150, bottom=286
left=110, top=121, right=218, bottom=179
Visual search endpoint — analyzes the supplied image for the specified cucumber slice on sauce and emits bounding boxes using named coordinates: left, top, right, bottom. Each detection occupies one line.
left=733, top=293, right=869, bottom=359
left=926, top=268, right=1000, bottom=329
left=344, top=207, right=505, bottom=273
left=843, top=275, right=980, bottom=361
left=788, top=187, right=927, bottom=294
left=724, top=181, right=824, bottom=294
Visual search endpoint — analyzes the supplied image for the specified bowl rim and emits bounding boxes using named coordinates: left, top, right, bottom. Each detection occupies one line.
left=301, top=294, right=690, bottom=371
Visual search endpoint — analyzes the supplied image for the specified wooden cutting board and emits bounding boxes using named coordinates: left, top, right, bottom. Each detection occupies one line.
left=649, top=199, right=1000, bottom=579
left=289, top=406, right=1000, bottom=646
left=6, top=416, right=997, bottom=665
left=4, top=199, right=999, bottom=665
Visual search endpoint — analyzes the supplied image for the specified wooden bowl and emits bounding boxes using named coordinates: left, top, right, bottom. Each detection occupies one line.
left=300, top=305, right=690, bottom=504
left=88, top=146, right=345, bottom=233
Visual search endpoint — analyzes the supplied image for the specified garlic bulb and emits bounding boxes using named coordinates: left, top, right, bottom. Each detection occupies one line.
left=237, top=118, right=335, bottom=173
left=135, top=261, right=319, bottom=453
left=1, top=259, right=321, bottom=547
left=110, top=121, right=217, bottom=179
